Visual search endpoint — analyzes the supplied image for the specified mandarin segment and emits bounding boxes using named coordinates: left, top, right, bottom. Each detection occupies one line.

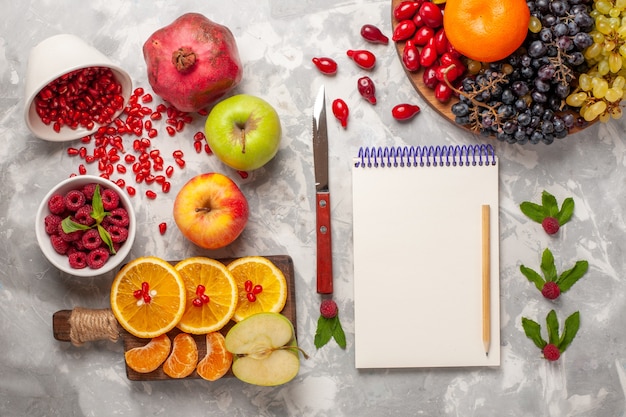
left=196, top=332, right=233, bottom=381
left=174, top=257, right=238, bottom=334
left=227, top=256, right=287, bottom=322
left=125, top=333, right=171, bottom=374
left=110, top=257, right=186, bottom=339
left=163, top=333, right=199, bottom=379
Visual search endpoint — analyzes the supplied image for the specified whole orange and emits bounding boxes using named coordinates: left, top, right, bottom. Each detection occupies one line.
left=443, top=0, right=530, bottom=63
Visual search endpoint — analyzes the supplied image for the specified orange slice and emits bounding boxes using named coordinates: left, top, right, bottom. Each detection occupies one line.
left=124, top=333, right=171, bottom=373
left=163, top=333, right=199, bottom=379
left=110, top=257, right=186, bottom=338
left=174, top=257, right=238, bottom=334
left=227, top=256, right=288, bottom=322
left=196, top=332, right=233, bottom=381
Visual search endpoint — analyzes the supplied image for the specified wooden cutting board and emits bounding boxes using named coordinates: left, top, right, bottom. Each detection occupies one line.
left=53, top=255, right=297, bottom=381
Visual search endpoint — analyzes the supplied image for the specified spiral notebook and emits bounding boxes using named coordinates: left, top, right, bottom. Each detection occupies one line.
left=352, top=144, right=500, bottom=368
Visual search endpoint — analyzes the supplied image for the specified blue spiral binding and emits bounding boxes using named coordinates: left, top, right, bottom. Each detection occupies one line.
left=354, top=144, right=497, bottom=168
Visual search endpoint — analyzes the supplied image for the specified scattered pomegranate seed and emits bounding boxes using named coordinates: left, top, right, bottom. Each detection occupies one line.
left=146, top=190, right=157, bottom=199
left=159, top=222, right=167, bottom=235
left=237, top=171, right=249, bottom=179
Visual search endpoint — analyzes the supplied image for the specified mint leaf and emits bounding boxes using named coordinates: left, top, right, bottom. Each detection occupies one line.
left=559, top=311, right=580, bottom=352
left=542, top=191, right=560, bottom=217
left=540, top=248, right=557, bottom=282
left=520, top=264, right=545, bottom=291
left=314, top=316, right=333, bottom=348
left=97, top=224, right=116, bottom=255
left=556, top=197, right=575, bottom=225
left=546, top=310, right=560, bottom=346
left=522, top=317, right=546, bottom=349
left=332, top=316, right=347, bottom=349
left=557, top=261, right=588, bottom=292
left=520, top=201, right=546, bottom=223
left=62, top=216, right=92, bottom=233
left=91, top=185, right=108, bottom=223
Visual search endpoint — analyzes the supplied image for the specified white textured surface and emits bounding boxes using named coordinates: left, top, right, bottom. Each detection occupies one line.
left=1, top=1, right=626, bottom=416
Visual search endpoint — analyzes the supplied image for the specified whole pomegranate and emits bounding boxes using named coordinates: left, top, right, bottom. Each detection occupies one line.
left=143, top=13, right=243, bottom=113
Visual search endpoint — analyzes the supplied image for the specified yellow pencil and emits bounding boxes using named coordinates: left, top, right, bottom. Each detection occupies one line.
left=482, top=204, right=491, bottom=357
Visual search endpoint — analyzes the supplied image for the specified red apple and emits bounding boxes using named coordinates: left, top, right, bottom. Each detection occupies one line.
left=173, top=173, right=249, bottom=249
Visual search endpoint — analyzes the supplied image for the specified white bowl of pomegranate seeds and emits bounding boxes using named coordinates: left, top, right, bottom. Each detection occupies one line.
left=24, top=34, right=132, bottom=142
left=35, top=175, right=136, bottom=277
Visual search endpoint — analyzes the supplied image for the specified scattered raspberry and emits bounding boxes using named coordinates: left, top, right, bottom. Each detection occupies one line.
left=100, top=188, right=120, bottom=210
left=81, top=229, right=103, bottom=250
left=48, top=194, right=66, bottom=214
left=320, top=299, right=338, bottom=319
left=64, top=190, right=86, bottom=212
left=541, top=281, right=561, bottom=300
left=74, top=205, right=95, bottom=226
left=68, top=251, right=88, bottom=269
left=44, top=214, right=63, bottom=235
left=50, top=234, right=70, bottom=254
left=106, top=225, right=128, bottom=243
left=542, top=343, right=561, bottom=361
left=87, top=247, right=110, bottom=269
left=542, top=217, right=560, bottom=235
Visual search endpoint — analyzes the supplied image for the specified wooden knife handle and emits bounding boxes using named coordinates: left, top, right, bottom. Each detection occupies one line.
left=316, top=192, right=333, bottom=294
left=53, top=308, right=120, bottom=346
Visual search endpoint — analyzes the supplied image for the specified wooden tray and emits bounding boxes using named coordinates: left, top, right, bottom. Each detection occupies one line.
left=390, top=0, right=589, bottom=137
left=53, top=255, right=297, bottom=381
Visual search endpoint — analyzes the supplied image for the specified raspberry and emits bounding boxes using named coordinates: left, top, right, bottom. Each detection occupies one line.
left=57, top=222, right=83, bottom=242
left=64, top=190, right=86, bottom=212
left=320, top=299, right=338, bottom=319
left=87, top=247, right=110, bottom=269
left=44, top=214, right=63, bottom=235
left=82, top=183, right=97, bottom=200
left=542, top=217, right=560, bottom=235
left=50, top=234, right=70, bottom=254
left=74, top=204, right=95, bottom=226
left=48, top=194, right=66, bottom=214
left=541, top=281, right=561, bottom=300
left=100, top=188, right=120, bottom=210
left=68, top=251, right=88, bottom=269
left=105, top=225, right=128, bottom=243
left=542, top=343, right=561, bottom=361
left=107, top=207, right=130, bottom=227
left=82, top=229, right=103, bottom=250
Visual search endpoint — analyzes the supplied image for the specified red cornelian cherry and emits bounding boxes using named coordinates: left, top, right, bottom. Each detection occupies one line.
left=332, top=98, right=349, bottom=128
left=360, top=24, right=389, bottom=44
left=346, top=49, right=376, bottom=70
left=392, top=104, right=421, bottom=121
left=312, top=57, right=338, bottom=75
left=357, top=76, right=377, bottom=105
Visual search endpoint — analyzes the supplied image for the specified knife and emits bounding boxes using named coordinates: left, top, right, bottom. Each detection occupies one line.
left=312, top=85, right=333, bottom=294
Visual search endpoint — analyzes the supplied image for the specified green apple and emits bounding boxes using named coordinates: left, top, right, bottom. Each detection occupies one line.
left=173, top=172, right=249, bottom=249
left=204, top=94, right=282, bottom=171
left=225, top=312, right=300, bottom=386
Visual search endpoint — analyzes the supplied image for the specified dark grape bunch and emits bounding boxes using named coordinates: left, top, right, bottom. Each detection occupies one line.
left=451, top=0, right=595, bottom=144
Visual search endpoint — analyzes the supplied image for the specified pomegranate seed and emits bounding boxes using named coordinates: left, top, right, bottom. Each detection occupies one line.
left=116, top=178, right=126, bottom=188
left=159, top=222, right=167, bottom=235
left=197, top=108, right=209, bottom=116
left=146, top=190, right=157, bottom=199
left=172, top=150, right=184, bottom=158
left=67, top=148, right=79, bottom=156
left=162, top=181, right=171, bottom=193
left=133, top=87, right=144, bottom=96
left=148, top=128, right=158, bottom=138
left=237, top=171, right=249, bottom=179
left=199, top=294, right=210, bottom=304
left=150, top=111, right=162, bottom=120
left=116, top=164, right=127, bottom=174
left=205, top=144, right=212, bottom=154
left=125, top=154, right=136, bottom=164
left=192, top=298, right=203, bottom=307
left=126, top=186, right=136, bottom=196
left=247, top=293, right=257, bottom=303
left=175, top=158, right=185, bottom=168
left=196, top=284, right=206, bottom=296
left=194, top=141, right=202, bottom=153
left=78, top=164, right=87, bottom=175
left=141, top=93, right=153, bottom=103
left=133, top=289, right=142, bottom=299
left=166, top=126, right=175, bottom=136
left=165, top=166, right=174, bottom=177
left=253, top=284, right=263, bottom=294
left=193, top=131, right=205, bottom=141
left=244, top=280, right=253, bottom=293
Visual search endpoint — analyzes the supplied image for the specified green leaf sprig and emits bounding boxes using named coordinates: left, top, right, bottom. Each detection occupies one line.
left=520, top=248, right=588, bottom=300
left=61, top=185, right=116, bottom=254
left=314, top=314, right=346, bottom=349
left=520, top=190, right=574, bottom=234
left=522, top=310, right=580, bottom=361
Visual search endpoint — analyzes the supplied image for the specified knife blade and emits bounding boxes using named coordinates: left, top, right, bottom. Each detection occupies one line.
left=312, top=85, right=333, bottom=294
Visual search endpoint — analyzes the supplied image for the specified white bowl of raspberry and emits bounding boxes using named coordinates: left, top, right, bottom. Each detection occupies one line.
left=24, top=34, right=132, bottom=142
left=35, top=175, right=136, bottom=277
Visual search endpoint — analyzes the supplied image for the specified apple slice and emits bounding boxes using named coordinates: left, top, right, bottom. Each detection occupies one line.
left=225, top=312, right=300, bottom=386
